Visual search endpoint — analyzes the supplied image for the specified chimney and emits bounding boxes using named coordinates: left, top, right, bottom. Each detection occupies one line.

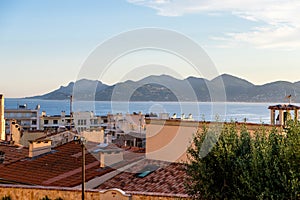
left=41, top=111, right=46, bottom=117
left=10, top=120, right=22, bottom=144
left=0, top=94, right=5, bottom=141
left=28, top=140, right=52, bottom=158
left=99, top=145, right=124, bottom=168
left=61, top=111, right=66, bottom=118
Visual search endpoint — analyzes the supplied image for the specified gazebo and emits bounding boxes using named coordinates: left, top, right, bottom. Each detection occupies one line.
left=268, top=104, right=300, bottom=126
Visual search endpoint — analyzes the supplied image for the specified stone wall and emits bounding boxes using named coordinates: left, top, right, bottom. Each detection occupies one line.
left=0, top=185, right=189, bottom=200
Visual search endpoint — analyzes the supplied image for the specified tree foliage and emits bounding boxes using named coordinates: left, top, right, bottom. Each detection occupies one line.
left=185, top=121, right=300, bottom=199
left=1, top=196, right=11, bottom=200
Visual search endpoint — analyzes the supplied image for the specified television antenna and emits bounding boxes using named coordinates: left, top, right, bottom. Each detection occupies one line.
left=284, top=89, right=297, bottom=104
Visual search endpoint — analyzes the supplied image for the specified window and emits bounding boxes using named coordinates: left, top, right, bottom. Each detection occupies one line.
left=53, top=120, right=58, bottom=124
left=44, top=120, right=48, bottom=125
left=135, top=165, right=159, bottom=178
left=32, top=120, right=36, bottom=125
left=77, top=120, right=86, bottom=126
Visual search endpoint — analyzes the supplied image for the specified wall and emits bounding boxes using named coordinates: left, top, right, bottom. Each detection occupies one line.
left=46, top=131, right=76, bottom=148
left=82, top=130, right=104, bottom=144
left=28, top=140, right=52, bottom=158
left=19, top=132, right=46, bottom=147
left=0, top=185, right=189, bottom=200
left=146, top=119, right=282, bottom=163
left=146, top=120, right=198, bottom=162
left=100, top=151, right=124, bottom=168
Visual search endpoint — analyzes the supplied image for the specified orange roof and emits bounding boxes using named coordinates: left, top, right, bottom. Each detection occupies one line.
left=0, top=142, right=187, bottom=195
left=0, top=141, right=143, bottom=187
left=268, top=104, right=300, bottom=110
left=0, top=144, right=28, bottom=165
left=97, top=159, right=187, bottom=195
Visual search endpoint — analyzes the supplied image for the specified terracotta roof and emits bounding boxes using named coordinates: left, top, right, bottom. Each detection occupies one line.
left=35, top=130, right=76, bottom=141
left=0, top=143, right=187, bottom=196
left=0, top=141, right=144, bottom=187
left=97, top=159, right=187, bottom=195
left=0, top=145, right=28, bottom=165
left=268, top=104, right=300, bottom=110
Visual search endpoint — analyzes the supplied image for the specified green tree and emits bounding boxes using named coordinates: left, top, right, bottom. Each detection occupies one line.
left=185, top=122, right=300, bottom=199
left=40, top=196, right=51, bottom=200
left=1, top=195, right=11, bottom=200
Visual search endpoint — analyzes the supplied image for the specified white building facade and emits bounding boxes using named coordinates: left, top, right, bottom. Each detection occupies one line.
left=4, top=104, right=41, bottom=132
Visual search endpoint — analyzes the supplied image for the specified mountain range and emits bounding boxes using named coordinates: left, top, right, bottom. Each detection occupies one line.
left=27, top=74, right=300, bottom=102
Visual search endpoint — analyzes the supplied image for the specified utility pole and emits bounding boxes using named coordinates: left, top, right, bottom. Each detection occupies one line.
left=81, top=137, right=86, bottom=200
left=80, top=138, right=85, bottom=200
left=70, top=95, right=73, bottom=130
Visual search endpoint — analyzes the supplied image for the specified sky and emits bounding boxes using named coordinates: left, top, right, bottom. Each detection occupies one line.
left=1, top=0, right=300, bottom=98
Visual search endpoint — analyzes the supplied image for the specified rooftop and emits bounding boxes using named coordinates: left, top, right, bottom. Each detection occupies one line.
left=268, top=104, right=300, bottom=110
left=0, top=141, right=144, bottom=187
left=0, top=144, right=28, bottom=165
left=97, top=159, right=187, bottom=195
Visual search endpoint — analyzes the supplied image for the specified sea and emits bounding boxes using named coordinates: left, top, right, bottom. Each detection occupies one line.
left=4, top=98, right=279, bottom=124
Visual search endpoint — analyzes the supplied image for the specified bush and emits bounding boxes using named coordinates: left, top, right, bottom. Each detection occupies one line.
left=40, top=196, right=63, bottom=200
left=185, top=121, right=300, bottom=199
left=2, top=195, right=11, bottom=200
left=40, top=196, right=51, bottom=200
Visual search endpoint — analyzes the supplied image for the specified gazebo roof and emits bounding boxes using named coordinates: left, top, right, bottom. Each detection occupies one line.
left=268, top=104, right=300, bottom=110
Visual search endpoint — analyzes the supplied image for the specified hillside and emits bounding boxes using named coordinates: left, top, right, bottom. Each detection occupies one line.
left=26, top=74, right=300, bottom=102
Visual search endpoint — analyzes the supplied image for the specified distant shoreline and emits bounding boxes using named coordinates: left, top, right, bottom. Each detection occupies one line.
left=20, top=74, right=300, bottom=103
left=5, top=98, right=292, bottom=104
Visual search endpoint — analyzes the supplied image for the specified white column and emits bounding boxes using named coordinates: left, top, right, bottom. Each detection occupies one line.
left=279, top=110, right=284, bottom=126
left=294, top=109, right=299, bottom=121
left=270, top=109, right=275, bottom=125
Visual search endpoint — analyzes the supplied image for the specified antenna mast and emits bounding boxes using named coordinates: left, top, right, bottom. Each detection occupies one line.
left=70, top=95, right=73, bottom=130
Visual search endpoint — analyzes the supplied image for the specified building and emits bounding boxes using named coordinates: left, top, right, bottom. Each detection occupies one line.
left=4, top=104, right=41, bottom=132
left=268, top=104, right=300, bottom=126
left=73, top=111, right=103, bottom=133
left=81, top=129, right=105, bottom=144
left=106, top=112, right=146, bottom=147
left=40, top=111, right=72, bottom=131
left=1, top=113, right=284, bottom=199
left=33, top=130, right=77, bottom=148
left=0, top=140, right=187, bottom=199
left=145, top=118, right=282, bottom=163
left=0, top=102, right=297, bottom=199
left=107, top=113, right=145, bottom=134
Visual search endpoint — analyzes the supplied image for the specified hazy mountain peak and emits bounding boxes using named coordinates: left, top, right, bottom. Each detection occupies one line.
left=26, top=74, right=300, bottom=102
left=212, top=74, right=254, bottom=88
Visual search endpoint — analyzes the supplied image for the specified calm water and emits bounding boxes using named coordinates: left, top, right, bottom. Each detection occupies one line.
left=4, top=98, right=276, bottom=124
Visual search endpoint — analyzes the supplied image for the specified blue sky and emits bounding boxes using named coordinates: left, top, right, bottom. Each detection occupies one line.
left=1, top=0, right=300, bottom=97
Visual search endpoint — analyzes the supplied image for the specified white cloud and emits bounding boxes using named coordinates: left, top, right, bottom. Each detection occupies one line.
left=127, top=0, right=300, bottom=49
